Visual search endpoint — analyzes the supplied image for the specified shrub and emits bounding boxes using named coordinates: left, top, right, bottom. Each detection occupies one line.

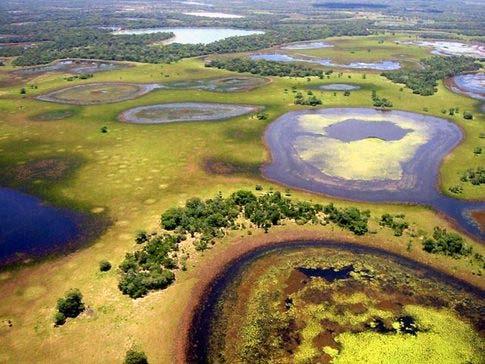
left=422, top=227, right=472, bottom=258
left=463, top=111, right=473, bottom=120
left=135, top=230, right=149, bottom=244
left=124, top=349, right=148, bottom=364
left=54, top=289, right=85, bottom=325
left=380, top=213, right=409, bottom=236
left=54, top=312, right=66, bottom=326
left=99, top=260, right=112, bottom=272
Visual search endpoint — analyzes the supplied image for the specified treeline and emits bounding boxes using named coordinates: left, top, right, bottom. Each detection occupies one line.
left=118, top=190, right=372, bottom=298
left=3, top=30, right=174, bottom=66
left=382, top=56, right=480, bottom=96
left=207, top=58, right=325, bottom=78
left=3, top=22, right=369, bottom=66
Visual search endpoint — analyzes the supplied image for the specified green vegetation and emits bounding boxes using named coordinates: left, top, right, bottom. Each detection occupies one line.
left=423, top=227, right=472, bottom=258
left=120, top=191, right=376, bottom=298
left=324, top=203, right=370, bottom=235
left=380, top=213, right=409, bottom=236
left=124, top=349, right=148, bottom=364
left=4, top=23, right=369, bottom=66
left=463, top=111, right=474, bottom=120
left=207, top=58, right=325, bottom=78
left=118, top=234, right=179, bottom=298
left=210, top=247, right=484, bottom=364
left=294, top=91, right=323, bottom=106
left=54, top=289, right=85, bottom=326
left=371, top=90, right=393, bottom=108
left=383, top=56, right=480, bottom=96
left=460, top=167, right=485, bottom=186
left=99, top=260, right=112, bottom=272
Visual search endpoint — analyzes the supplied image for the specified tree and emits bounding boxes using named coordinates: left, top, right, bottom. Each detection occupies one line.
left=124, top=349, right=148, bottom=364
left=54, top=289, right=85, bottom=325
left=57, top=289, right=85, bottom=318
left=99, top=260, right=112, bottom=272
left=463, top=111, right=473, bottom=120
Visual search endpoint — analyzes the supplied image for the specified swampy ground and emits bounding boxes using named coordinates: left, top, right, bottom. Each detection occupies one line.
left=0, top=33, right=483, bottom=363
left=207, top=246, right=484, bottom=363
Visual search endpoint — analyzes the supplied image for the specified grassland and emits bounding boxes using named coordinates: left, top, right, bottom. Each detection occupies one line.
left=283, top=34, right=431, bottom=69
left=0, top=47, right=483, bottom=363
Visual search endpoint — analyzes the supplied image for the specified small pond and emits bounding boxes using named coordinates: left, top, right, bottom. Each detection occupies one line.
left=317, top=83, right=361, bottom=91
left=0, top=188, right=89, bottom=266
left=187, top=241, right=484, bottom=362
left=119, top=102, right=260, bottom=124
left=113, top=27, right=264, bottom=44
left=251, top=53, right=401, bottom=70
left=37, top=83, right=160, bottom=105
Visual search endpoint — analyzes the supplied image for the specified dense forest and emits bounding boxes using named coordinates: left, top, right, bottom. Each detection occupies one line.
left=382, top=56, right=480, bottom=96
left=207, top=58, right=326, bottom=78
left=118, top=190, right=374, bottom=298
left=1, top=22, right=370, bottom=66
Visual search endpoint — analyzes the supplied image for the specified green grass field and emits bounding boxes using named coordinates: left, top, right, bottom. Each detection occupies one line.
left=0, top=45, right=483, bottom=362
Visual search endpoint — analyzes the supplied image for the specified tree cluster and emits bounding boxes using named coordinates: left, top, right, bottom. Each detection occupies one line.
left=54, top=289, right=85, bottom=326
left=2, top=23, right=370, bottom=66
left=460, top=167, right=485, bottom=186
left=422, top=227, right=472, bottom=258
left=294, top=91, right=322, bottom=106
left=382, top=56, right=480, bottom=96
left=118, top=234, right=179, bottom=298
left=206, top=58, right=325, bottom=78
left=323, top=203, right=370, bottom=235
left=119, top=190, right=372, bottom=298
left=380, top=213, right=409, bottom=236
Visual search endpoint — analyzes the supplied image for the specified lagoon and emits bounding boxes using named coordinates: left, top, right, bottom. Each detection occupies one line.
left=113, top=27, right=264, bottom=44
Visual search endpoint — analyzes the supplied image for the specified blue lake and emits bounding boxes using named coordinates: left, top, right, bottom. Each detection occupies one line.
left=0, top=188, right=90, bottom=266
left=113, top=27, right=264, bottom=44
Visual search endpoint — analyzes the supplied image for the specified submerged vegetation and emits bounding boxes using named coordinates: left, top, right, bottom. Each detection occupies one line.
left=204, top=247, right=484, bottom=363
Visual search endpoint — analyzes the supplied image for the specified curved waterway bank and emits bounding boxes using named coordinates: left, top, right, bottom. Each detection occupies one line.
left=184, top=239, right=485, bottom=362
left=262, top=108, right=485, bottom=240
left=445, top=73, right=485, bottom=101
